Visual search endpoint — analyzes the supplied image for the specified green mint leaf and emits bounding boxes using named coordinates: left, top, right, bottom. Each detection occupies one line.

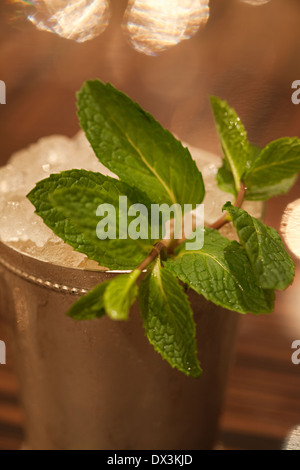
left=223, top=202, right=295, bottom=290
left=216, top=158, right=236, bottom=196
left=217, top=143, right=261, bottom=197
left=210, top=96, right=251, bottom=191
left=49, top=185, right=154, bottom=270
left=28, top=170, right=153, bottom=270
left=245, top=174, right=298, bottom=201
left=77, top=80, right=205, bottom=207
left=244, top=137, right=300, bottom=189
left=139, top=258, right=201, bottom=378
left=164, top=228, right=274, bottom=315
left=67, top=281, right=110, bottom=321
left=104, top=270, right=140, bottom=321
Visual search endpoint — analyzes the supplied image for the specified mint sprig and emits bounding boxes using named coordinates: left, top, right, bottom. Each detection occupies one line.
left=27, top=82, right=299, bottom=378
left=211, top=98, right=300, bottom=201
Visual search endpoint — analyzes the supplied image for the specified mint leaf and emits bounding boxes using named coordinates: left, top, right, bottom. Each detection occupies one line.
left=67, top=281, right=110, bottom=321
left=223, top=202, right=295, bottom=290
left=164, top=228, right=274, bottom=314
left=139, top=258, right=201, bottom=378
left=50, top=185, right=154, bottom=270
left=210, top=96, right=251, bottom=191
left=245, top=137, right=300, bottom=189
left=217, top=143, right=261, bottom=197
left=216, top=158, right=236, bottom=196
left=104, top=270, right=140, bottom=321
left=68, top=270, right=140, bottom=322
left=245, top=174, right=298, bottom=201
left=28, top=170, right=154, bottom=270
left=78, top=80, right=205, bottom=208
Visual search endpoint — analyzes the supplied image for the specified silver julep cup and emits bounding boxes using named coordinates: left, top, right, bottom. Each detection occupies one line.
left=0, top=240, right=239, bottom=450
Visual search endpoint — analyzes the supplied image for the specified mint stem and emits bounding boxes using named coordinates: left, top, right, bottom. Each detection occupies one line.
left=208, top=181, right=246, bottom=230
left=136, top=182, right=246, bottom=272
left=137, top=241, right=167, bottom=272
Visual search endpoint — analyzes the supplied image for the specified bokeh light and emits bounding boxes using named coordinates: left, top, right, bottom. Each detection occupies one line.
left=281, top=198, right=300, bottom=259
left=14, top=0, right=111, bottom=43
left=123, top=0, right=210, bottom=56
left=240, top=0, right=271, bottom=5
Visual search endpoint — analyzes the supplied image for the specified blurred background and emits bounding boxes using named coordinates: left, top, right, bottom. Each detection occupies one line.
left=0, top=0, right=300, bottom=450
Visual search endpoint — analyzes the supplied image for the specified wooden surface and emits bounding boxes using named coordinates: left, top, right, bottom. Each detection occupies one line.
left=0, top=0, right=300, bottom=450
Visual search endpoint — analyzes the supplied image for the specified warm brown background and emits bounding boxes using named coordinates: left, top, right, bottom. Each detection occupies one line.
left=0, top=0, right=300, bottom=450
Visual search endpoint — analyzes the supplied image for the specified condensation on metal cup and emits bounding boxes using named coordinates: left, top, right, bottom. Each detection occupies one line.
left=0, top=240, right=239, bottom=450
